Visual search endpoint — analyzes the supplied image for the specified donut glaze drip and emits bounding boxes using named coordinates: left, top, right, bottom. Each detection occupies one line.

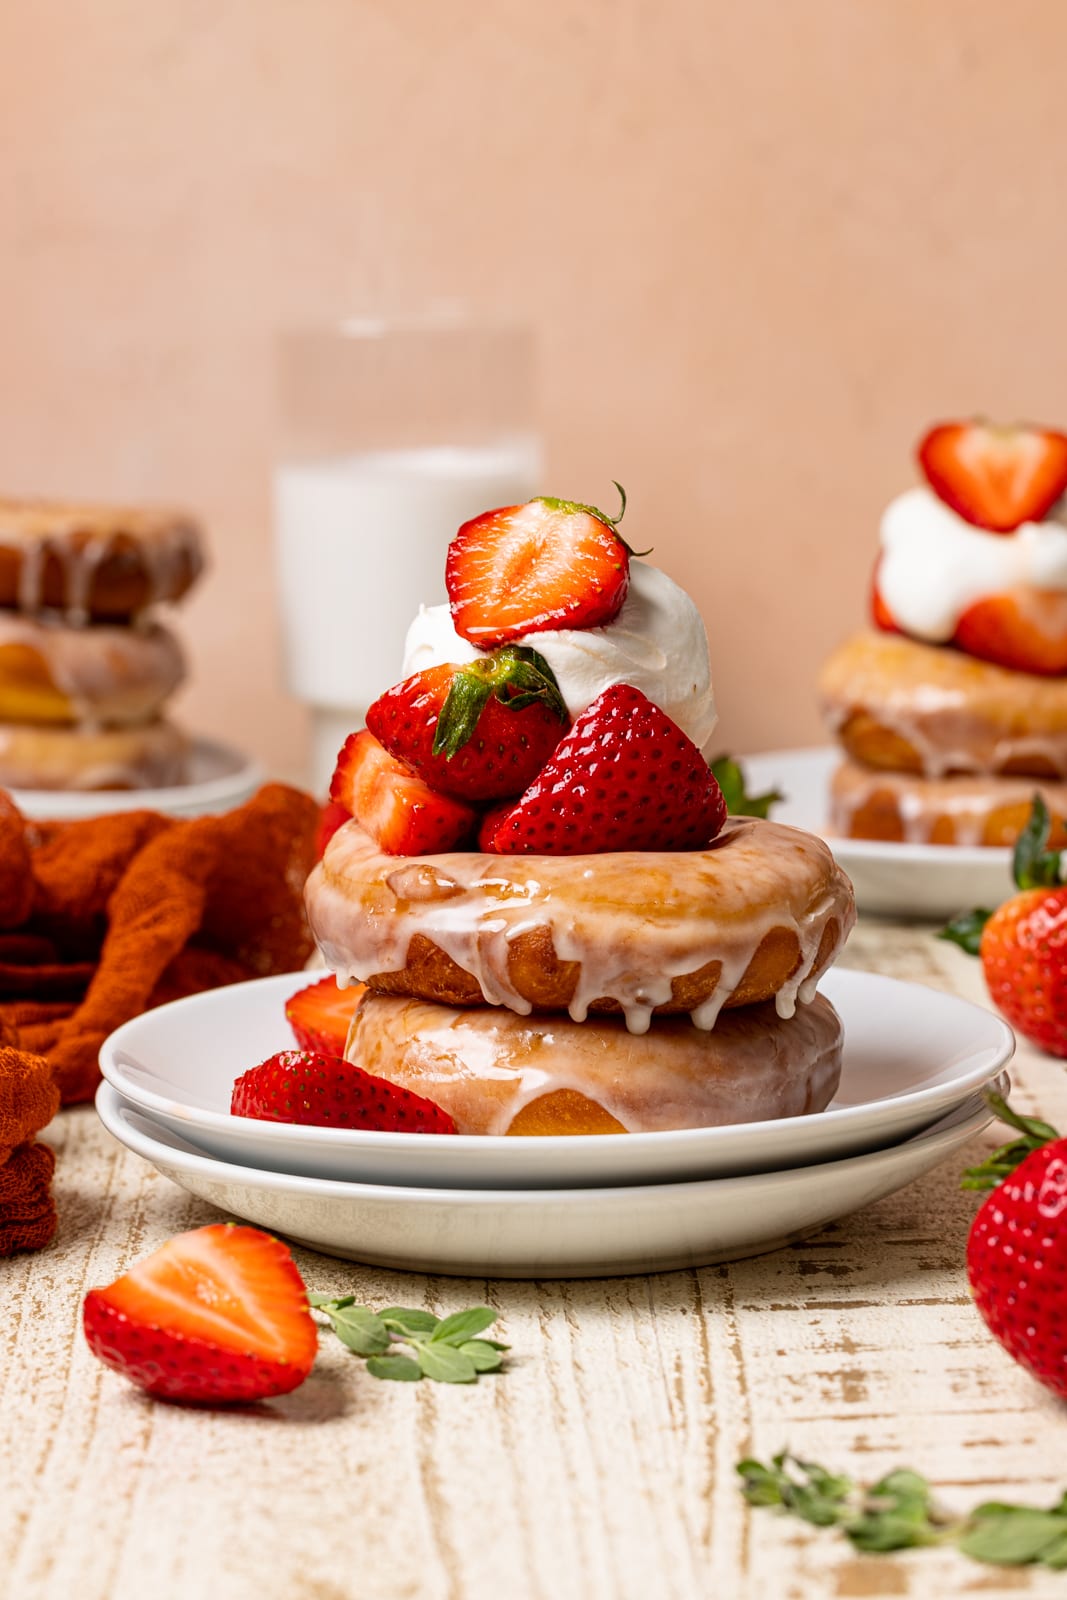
left=306, top=816, right=856, bottom=1035
left=345, top=990, right=844, bottom=1136
left=829, top=759, right=1067, bottom=849
left=0, top=613, right=185, bottom=727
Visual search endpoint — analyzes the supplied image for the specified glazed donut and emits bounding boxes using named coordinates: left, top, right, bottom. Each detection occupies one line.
left=345, top=990, right=844, bottom=1136
left=0, top=614, right=184, bottom=726
left=0, top=498, right=204, bottom=621
left=829, top=758, right=1067, bottom=849
left=820, top=631, right=1067, bottom=779
left=0, top=718, right=188, bottom=791
left=306, top=815, right=856, bottom=1033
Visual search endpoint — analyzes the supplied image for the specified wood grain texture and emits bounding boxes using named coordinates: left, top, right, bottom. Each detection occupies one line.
left=3, top=923, right=1067, bottom=1600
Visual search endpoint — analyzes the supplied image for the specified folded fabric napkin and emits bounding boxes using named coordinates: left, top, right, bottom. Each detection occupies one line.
left=0, top=782, right=320, bottom=1255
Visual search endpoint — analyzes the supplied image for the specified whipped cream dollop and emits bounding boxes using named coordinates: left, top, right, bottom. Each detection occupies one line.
left=878, top=487, right=1067, bottom=640
left=402, top=560, right=718, bottom=754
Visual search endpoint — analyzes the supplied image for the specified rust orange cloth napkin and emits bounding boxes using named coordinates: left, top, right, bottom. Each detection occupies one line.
left=0, top=782, right=320, bottom=1255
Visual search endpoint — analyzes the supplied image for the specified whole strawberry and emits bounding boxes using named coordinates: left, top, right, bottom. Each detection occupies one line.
left=942, top=795, right=1067, bottom=1057
left=366, top=647, right=568, bottom=802
left=968, top=1133, right=1067, bottom=1402
left=481, top=683, right=727, bottom=854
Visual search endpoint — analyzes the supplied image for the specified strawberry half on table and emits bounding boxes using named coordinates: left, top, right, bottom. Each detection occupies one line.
left=83, top=1223, right=318, bottom=1404
left=232, top=1049, right=458, bottom=1134
left=446, top=487, right=634, bottom=648
left=918, top=419, right=1067, bottom=533
left=366, top=646, right=569, bottom=802
left=480, top=683, right=727, bottom=854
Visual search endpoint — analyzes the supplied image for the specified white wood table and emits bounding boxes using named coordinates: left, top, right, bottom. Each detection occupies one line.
left=3, top=921, right=1066, bottom=1600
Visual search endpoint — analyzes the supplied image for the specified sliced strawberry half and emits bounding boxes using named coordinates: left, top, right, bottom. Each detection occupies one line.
left=315, top=800, right=350, bottom=858
left=285, top=974, right=366, bottom=1056
left=446, top=488, right=633, bottom=648
left=329, top=728, right=476, bottom=855
left=918, top=420, right=1067, bottom=532
left=82, top=1223, right=317, bottom=1404
left=481, top=684, right=727, bottom=854
left=366, top=647, right=569, bottom=802
left=231, top=1049, right=457, bottom=1134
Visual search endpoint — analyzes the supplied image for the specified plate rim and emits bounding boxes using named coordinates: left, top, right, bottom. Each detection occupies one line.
left=95, top=1077, right=1000, bottom=1205
left=10, top=736, right=265, bottom=818
left=98, top=965, right=1014, bottom=1158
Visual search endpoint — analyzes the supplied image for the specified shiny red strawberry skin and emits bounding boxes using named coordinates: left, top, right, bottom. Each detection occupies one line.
left=967, top=1140, right=1067, bottom=1401
left=366, top=663, right=567, bottom=801
left=446, top=499, right=630, bottom=648
left=483, top=684, right=727, bottom=854
left=980, top=889, right=1067, bottom=1058
left=231, top=1049, right=458, bottom=1134
left=330, top=729, right=476, bottom=855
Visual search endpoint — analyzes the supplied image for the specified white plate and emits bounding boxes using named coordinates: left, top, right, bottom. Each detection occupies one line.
left=744, top=746, right=1014, bottom=919
left=10, top=738, right=265, bottom=820
left=95, top=1079, right=1001, bottom=1277
left=99, top=968, right=1013, bottom=1190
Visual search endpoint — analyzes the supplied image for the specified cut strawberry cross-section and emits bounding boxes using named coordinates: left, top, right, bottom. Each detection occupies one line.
left=918, top=419, right=1067, bottom=533
left=330, top=728, right=476, bottom=855
left=446, top=489, right=633, bottom=648
left=82, top=1223, right=318, bottom=1404
left=366, top=647, right=569, bottom=802
left=285, top=974, right=366, bottom=1057
left=480, top=683, right=727, bottom=854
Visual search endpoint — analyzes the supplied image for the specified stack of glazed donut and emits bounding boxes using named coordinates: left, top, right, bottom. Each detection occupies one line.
left=307, top=816, right=857, bottom=1136
left=305, top=489, right=857, bottom=1138
left=820, top=419, right=1067, bottom=849
left=0, top=499, right=204, bottom=791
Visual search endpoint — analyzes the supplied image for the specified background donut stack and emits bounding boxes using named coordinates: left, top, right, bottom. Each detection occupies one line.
left=0, top=499, right=204, bottom=791
left=820, top=419, right=1067, bottom=849
left=303, top=493, right=857, bottom=1136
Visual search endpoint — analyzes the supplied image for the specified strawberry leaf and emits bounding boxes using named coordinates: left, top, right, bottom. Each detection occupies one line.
left=938, top=908, right=992, bottom=956
left=1013, top=794, right=1062, bottom=889
left=432, top=647, right=567, bottom=759
left=709, top=755, right=783, bottom=820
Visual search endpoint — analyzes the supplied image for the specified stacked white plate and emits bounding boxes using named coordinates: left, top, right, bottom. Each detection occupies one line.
left=97, top=968, right=1013, bottom=1279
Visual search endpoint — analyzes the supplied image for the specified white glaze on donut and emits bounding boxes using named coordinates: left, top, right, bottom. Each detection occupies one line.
left=345, top=989, right=844, bottom=1135
left=0, top=613, right=185, bottom=726
left=306, top=816, right=856, bottom=1034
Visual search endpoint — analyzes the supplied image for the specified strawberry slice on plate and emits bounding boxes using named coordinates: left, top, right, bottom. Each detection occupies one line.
left=366, top=647, right=569, bottom=802
left=231, top=1049, right=458, bottom=1134
left=330, top=728, right=476, bottom=855
left=446, top=488, right=633, bottom=648
left=82, top=1223, right=317, bottom=1404
left=481, top=683, right=727, bottom=854
left=285, top=974, right=366, bottom=1056
left=918, top=419, right=1067, bottom=532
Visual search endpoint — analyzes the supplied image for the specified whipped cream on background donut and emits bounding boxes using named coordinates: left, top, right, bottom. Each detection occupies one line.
left=878, top=486, right=1067, bottom=641
left=402, top=560, right=718, bottom=755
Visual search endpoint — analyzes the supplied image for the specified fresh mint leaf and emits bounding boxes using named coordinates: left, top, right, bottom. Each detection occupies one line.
left=960, top=1505, right=1067, bottom=1565
left=417, top=1342, right=478, bottom=1383
left=379, top=1307, right=440, bottom=1337
left=327, top=1305, right=390, bottom=1356
left=307, top=1292, right=355, bottom=1309
left=459, top=1340, right=505, bottom=1373
left=366, top=1354, right=423, bottom=1382
left=431, top=1307, right=498, bottom=1345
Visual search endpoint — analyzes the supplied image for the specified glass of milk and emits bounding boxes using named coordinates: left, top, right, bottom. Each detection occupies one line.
left=274, top=313, right=541, bottom=793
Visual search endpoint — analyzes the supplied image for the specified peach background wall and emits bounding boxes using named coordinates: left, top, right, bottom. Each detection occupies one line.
left=1, top=1, right=1065, bottom=785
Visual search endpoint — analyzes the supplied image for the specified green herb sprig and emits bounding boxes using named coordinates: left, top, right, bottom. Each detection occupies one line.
left=709, top=755, right=783, bottom=820
left=739, top=1452, right=1067, bottom=1568
left=960, top=1091, right=1061, bottom=1191
left=309, top=1296, right=508, bottom=1384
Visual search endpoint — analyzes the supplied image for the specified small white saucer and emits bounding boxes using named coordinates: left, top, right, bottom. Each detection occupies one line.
left=95, top=1079, right=1001, bottom=1278
left=744, top=746, right=1014, bottom=919
left=98, top=967, right=1013, bottom=1190
left=11, top=738, right=265, bottom=820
